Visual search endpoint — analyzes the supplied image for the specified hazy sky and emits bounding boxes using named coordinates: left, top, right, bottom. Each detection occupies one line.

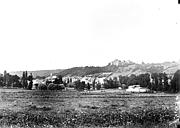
left=0, top=0, right=179, bottom=73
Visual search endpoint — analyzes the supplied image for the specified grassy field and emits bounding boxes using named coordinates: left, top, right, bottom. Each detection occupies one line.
left=0, top=88, right=178, bottom=128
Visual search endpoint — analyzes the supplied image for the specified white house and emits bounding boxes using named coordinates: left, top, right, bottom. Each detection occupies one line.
left=126, top=85, right=150, bottom=93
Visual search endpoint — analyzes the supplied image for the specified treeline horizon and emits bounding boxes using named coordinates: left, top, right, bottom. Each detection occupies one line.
left=71, top=70, right=180, bottom=93
left=0, top=69, right=180, bottom=93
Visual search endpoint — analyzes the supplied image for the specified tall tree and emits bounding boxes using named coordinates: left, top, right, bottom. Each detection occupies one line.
left=3, top=70, right=7, bottom=86
left=163, top=73, right=169, bottom=92
left=22, top=71, right=28, bottom=89
left=0, top=76, right=3, bottom=87
left=58, top=75, right=63, bottom=84
left=171, top=70, right=180, bottom=93
left=28, top=73, right=33, bottom=90
left=151, top=73, right=159, bottom=91
left=119, top=75, right=129, bottom=85
left=138, top=73, right=151, bottom=88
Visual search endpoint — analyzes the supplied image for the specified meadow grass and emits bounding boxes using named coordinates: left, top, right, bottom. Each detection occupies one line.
left=0, top=89, right=177, bottom=128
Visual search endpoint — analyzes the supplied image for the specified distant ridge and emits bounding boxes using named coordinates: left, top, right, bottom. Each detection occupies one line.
left=10, top=59, right=179, bottom=78
left=54, top=66, right=111, bottom=77
left=56, top=60, right=179, bottom=77
left=10, top=69, right=63, bottom=78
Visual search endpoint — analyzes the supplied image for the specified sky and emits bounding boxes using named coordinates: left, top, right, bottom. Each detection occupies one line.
left=0, top=0, right=180, bottom=73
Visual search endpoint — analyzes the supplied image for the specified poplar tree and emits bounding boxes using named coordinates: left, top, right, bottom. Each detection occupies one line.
left=28, top=73, right=33, bottom=90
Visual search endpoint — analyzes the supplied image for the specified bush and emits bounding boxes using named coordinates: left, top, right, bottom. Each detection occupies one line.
left=47, top=83, right=65, bottom=90
left=38, top=83, right=47, bottom=90
left=96, top=83, right=101, bottom=90
left=47, top=83, right=57, bottom=90
left=74, top=80, right=86, bottom=91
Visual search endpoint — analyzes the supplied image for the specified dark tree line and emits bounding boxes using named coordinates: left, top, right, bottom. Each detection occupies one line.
left=104, top=77, right=119, bottom=89
left=0, top=70, right=34, bottom=89
left=72, top=70, right=180, bottom=93
left=0, top=70, right=21, bottom=87
left=150, top=73, right=169, bottom=92
left=74, top=79, right=100, bottom=91
left=117, top=73, right=170, bottom=92
left=106, top=70, right=180, bottom=93
left=103, top=74, right=151, bottom=90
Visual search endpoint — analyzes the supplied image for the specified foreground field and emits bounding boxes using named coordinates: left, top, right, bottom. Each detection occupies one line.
left=0, top=88, right=178, bottom=128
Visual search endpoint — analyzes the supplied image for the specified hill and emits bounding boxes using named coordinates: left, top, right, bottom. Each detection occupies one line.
left=10, top=69, right=63, bottom=78
left=54, top=66, right=111, bottom=77
left=10, top=59, right=179, bottom=78
left=105, top=60, right=179, bottom=78
left=56, top=60, right=179, bottom=77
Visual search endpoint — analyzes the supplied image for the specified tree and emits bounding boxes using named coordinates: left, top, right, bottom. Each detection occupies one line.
left=92, top=78, right=96, bottom=90
left=28, top=73, right=33, bottom=90
left=96, top=83, right=101, bottom=90
left=171, top=70, right=180, bottom=93
left=10, top=75, right=21, bottom=87
left=87, top=83, right=91, bottom=90
left=22, top=71, right=28, bottom=89
left=151, top=73, right=159, bottom=91
left=74, top=80, right=86, bottom=91
left=0, top=76, right=3, bottom=87
left=3, top=70, right=7, bottom=86
left=127, top=74, right=138, bottom=86
left=104, top=77, right=119, bottom=89
left=113, top=77, right=120, bottom=88
left=119, top=75, right=129, bottom=85
left=5, top=73, right=10, bottom=87
left=69, top=78, right=72, bottom=83
left=53, top=75, right=63, bottom=84
left=57, top=75, right=63, bottom=84
left=163, top=73, right=169, bottom=92
left=157, top=73, right=164, bottom=91
left=138, top=73, right=151, bottom=88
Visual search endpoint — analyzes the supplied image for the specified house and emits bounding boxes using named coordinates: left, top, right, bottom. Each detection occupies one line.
left=32, top=79, right=44, bottom=89
left=126, top=85, right=150, bottom=93
left=63, top=76, right=82, bottom=83
left=95, top=77, right=106, bottom=85
left=80, top=76, right=93, bottom=84
left=45, top=75, right=57, bottom=82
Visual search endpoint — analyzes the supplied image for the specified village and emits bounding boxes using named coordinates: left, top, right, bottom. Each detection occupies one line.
left=30, top=71, right=174, bottom=93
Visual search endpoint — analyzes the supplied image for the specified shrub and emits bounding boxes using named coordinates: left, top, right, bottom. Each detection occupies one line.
left=96, top=83, right=101, bottom=90
left=38, top=83, right=47, bottom=90
left=74, top=80, right=86, bottom=91
left=47, top=83, right=56, bottom=90
left=47, top=83, right=65, bottom=90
